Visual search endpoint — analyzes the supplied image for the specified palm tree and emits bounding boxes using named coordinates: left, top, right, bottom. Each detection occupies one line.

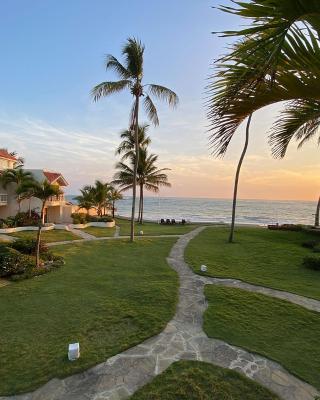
left=108, top=186, right=123, bottom=219
left=74, top=188, right=95, bottom=215
left=1, top=168, right=35, bottom=213
left=21, top=181, right=61, bottom=268
left=116, top=124, right=151, bottom=161
left=86, top=181, right=112, bottom=216
left=208, top=1, right=320, bottom=241
left=92, top=37, right=178, bottom=241
left=113, top=148, right=171, bottom=224
left=315, top=197, right=320, bottom=228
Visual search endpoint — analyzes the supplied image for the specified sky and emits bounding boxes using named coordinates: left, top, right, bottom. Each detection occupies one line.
left=0, top=0, right=319, bottom=201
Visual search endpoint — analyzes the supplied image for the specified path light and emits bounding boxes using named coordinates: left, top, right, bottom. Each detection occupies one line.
left=200, top=265, right=207, bottom=272
left=68, top=343, right=80, bottom=361
left=139, top=231, right=144, bottom=236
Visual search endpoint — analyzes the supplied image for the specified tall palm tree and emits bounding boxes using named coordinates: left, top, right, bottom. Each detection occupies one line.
left=113, top=148, right=171, bottom=224
left=92, top=37, right=178, bottom=241
left=108, top=186, right=123, bottom=219
left=116, top=124, right=151, bottom=161
left=315, top=197, right=320, bottom=228
left=21, top=181, right=61, bottom=268
left=1, top=168, right=35, bottom=213
left=208, top=1, right=320, bottom=241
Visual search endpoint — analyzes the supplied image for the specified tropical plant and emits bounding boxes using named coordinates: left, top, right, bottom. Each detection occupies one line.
left=113, top=148, right=171, bottom=223
left=1, top=168, right=35, bottom=213
left=116, top=124, right=151, bottom=161
left=74, top=188, right=95, bottom=215
left=92, top=37, right=178, bottom=241
left=20, top=181, right=61, bottom=268
left=108, top=186, right=123, bottom=219
left=208, top=1, right=320, bottom=242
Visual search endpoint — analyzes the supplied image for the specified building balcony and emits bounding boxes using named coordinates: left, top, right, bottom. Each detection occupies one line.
left=0, top=193, right=8, bottom=206
left=46, top=194, right=66, bottom=207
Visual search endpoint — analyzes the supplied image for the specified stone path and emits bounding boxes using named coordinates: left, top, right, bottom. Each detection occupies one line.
left=114, top=226, right=120, bottom=238
left=1, top=228, right=319, bottom=400
left=201, top=276, right=320, bottom=313
left=67, top=227, right=96, bottom=240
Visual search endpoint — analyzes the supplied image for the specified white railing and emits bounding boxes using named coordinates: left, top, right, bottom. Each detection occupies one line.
left=0, top=193, right=8, bottom=205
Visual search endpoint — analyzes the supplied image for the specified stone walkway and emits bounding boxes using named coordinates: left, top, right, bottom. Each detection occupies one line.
left=67, top=227, right=96, bottom=240
left=2, top=228, right=319, bottom=400
left=201, top=276, right=320, bottom=313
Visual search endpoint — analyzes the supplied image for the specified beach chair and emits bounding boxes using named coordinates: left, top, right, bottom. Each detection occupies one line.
left=160, top=218, right=165, bottom=224
left=181, top=219, right=186, bottom=225
left=171, top=219, right=176, bottom=224
left=166, top=219, right=171, bottom=224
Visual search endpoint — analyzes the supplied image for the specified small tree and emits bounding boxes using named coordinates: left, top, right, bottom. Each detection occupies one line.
left=22, top=181, right=61, bottom=268
left=108, top=187, right=123, bottom=219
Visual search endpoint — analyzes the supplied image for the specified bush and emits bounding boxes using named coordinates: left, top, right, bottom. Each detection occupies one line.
left=14, top=211, right=40, bottom=227
left=302, top=240, right=319, bottom=249
left=86, top=215, right=114, bottom=223
left=10, top=238, right=48, bottom=255
left=0, top=217, right=16, bottom=229
left=303, top=256, right=320, bottom=271
left=0, top=247, right=34, bottom=278
left=71, top=212, right=87, bottom=224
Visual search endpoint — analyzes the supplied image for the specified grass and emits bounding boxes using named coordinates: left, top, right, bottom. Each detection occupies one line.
left=185, top=226, right=320, bottom=300
left=79, top=226, right=116, bottom=237
left=204, top=286, right=320, bottom=390
left=9, top=229, right=79, bottom=243
left=131, top=360, right=279, bottom=400
left=0, top=238, right=178, bottom=395
left=116, top=218, right=199, bottom=236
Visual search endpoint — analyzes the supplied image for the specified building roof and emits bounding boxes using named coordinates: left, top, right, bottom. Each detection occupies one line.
left=0, top=149, right=17, bottom=161
left=27, top=169, right=68, bottom=187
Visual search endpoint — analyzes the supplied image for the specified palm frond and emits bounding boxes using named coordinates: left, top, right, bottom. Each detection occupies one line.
left=143, top=95, right=159, bottom=126
left=269, top=99, right=320, bottom=158
left=122, top=37, right=145, bottom=79
left=105, top=55, right=131, bottom=79
left=147, top=84, right=179, bottom=108
left=91, top=80, right=131, bottom=102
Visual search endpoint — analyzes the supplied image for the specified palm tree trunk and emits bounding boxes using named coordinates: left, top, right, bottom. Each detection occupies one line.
left=140, top=184, right=144, bottom=224
left=112, top=200, right=115, bottom=219
left=228, top=114, right=252, bottom=243
left=138, top=184, right=143, bottom=224
left=36, top=203, right=45, bottom=268
left=28, top=197, right=32, bottom=217
left=130, top=95, right=140, bottom=241
left=315, top=196, right=320, bottom=227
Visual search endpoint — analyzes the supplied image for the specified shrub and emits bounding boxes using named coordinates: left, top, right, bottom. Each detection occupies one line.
left=10, top=238, right=48, bottom=255
left=0, top=247, right=34, bottom=278
left=302, top=240, right=319, bottom=249
left=71, top=212, right=87, bottom=224
left=86, top=215, right=114, bottom=223
left=14, top=211, right=40, bottom=227
left=303, top=256, right=320, bottom=271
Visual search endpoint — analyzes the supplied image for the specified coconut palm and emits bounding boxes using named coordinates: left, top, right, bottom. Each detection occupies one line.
left=208, top=1, right=320, bottom=241
left=20, top=181, right=61, bottom=268
left=74, top=188, right=95, bottom=215
left=92, top=37, right=178, bottom=241
left=108, top=186, right=123, bottom=219
left=113, top=148, right=171, bottom=224
left=86, top=181, right=112, bottom=216
left=1, top=168, right=35, bottom=213
left=116, top=124, right=151, bottom=161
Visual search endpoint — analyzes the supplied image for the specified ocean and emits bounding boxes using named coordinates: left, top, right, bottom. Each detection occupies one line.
left=66, top=196, right=318, bottom=226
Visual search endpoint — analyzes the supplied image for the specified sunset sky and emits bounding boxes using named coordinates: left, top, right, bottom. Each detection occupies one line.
left=0, top=0, right=318, bottom=201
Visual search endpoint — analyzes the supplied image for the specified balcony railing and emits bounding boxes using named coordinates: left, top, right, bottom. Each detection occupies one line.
left=47, top=194, right=65, bottom=206
left=0, top=193, right=8, bottom=206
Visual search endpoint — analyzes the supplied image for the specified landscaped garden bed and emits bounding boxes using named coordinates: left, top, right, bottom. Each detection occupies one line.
left=185, top=227, right=320, bottom=300
left=131, top=360, right=279, bottom=399
left=0, top=238, right=178, bottom=395
left=203, top=285, right=320, bottom=390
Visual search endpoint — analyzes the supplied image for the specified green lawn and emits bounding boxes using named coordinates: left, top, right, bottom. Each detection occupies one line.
left=186, top=226, right=320, bottom=300
left=0, top=238, right=178, bottom=395
left=9, top=229, right=79, bottom=243
left=131, top=360, right=279, bottom=400
left=79, top=226, right=116, bottom=237
left=204, top=286, right=320, bottom=390
left=116, top=218, right=199, bottom=236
